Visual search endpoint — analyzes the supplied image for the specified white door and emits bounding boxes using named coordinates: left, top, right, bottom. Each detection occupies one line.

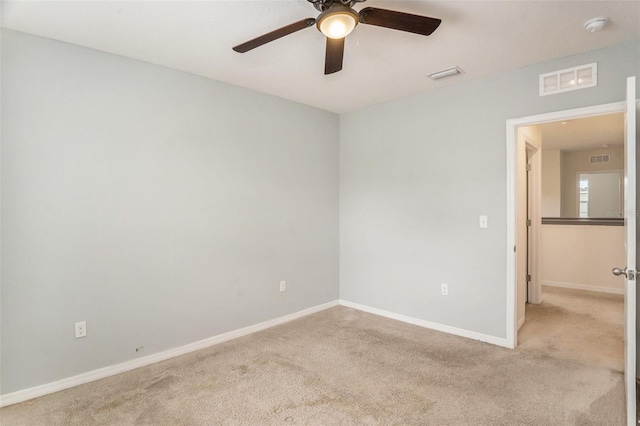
left=618, top=76, right=637, bottom=425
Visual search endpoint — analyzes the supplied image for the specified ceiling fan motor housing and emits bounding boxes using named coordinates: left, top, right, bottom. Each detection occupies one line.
left=307, top=0, right=367, bottom=12
left=316, top=5, right=360, bottom=38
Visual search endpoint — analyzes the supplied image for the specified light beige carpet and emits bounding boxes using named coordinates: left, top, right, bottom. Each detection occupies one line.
left=519, top=285, right=624, bottom=373
left=1, top=287, right=625, bottom=425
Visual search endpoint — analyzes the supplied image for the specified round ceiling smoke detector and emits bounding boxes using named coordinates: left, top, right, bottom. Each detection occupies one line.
left=584, top=17, right=608, bottom=33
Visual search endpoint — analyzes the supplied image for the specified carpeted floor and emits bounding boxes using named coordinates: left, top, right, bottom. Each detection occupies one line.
left=519, top=286, right=624, bottom=372
left=0, top=286, right=625, bottom=425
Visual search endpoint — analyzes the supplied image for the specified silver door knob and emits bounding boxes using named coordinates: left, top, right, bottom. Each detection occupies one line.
left=613, top=267, right=637, bottom=280
left=612, top=267, right=627, bottom=277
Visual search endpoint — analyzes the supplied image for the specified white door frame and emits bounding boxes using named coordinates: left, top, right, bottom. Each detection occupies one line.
left=505, top=101, right=626, bottom=349
left=526, top=141, right=542, bottom=306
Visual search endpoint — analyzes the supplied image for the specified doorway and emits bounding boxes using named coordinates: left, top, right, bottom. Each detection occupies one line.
left=520, top=112, right=626, bottom=323
left=517, top=113, right=627, bottom=376
left=507, top=78, right=637, bottom=424
left=506, top=101, right=627, bottom=349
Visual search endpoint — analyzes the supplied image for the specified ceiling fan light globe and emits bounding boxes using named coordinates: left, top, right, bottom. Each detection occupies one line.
left=317, top=7, right=359, bottom=39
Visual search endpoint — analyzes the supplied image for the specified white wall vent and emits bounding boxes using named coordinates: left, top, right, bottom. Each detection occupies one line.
left=589, top=154, right=610, bottom=164
left=539, top=63, right=597, bottom=96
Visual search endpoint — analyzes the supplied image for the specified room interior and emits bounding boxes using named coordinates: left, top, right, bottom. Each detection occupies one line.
left=516, top=113, right=626, bottom=379
left=1, top=0, right=640, bottom=423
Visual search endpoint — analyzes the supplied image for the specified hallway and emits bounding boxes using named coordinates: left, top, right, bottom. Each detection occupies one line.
left=519, top=285, right=624, bottom=372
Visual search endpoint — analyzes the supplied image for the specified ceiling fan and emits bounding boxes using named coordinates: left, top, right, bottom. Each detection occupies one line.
left=232, top=0, right=442, bottom=75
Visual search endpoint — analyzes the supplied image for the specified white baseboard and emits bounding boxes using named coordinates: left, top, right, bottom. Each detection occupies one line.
left=1, top=299, right=513, bottom=407
left=542, top=280, right=624, bottom=295
left=338, top=299, right=510, bottom=349
left=0, top=300, right=339, bottom=408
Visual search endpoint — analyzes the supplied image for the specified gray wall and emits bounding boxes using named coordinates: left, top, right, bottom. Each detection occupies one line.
left=340, top=39, right=640, bottom=339
left=1, top=30, right=339, bottom=394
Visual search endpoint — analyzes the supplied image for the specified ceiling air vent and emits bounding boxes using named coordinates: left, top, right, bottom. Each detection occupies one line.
left=589, top=154, right=610, bottom=164
left=539, top=63, right=597, bottom=96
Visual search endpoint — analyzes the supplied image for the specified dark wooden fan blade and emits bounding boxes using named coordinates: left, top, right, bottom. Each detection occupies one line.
left=359, top=7, right=441, bottom=36
left=324, top=37, right=345, bottom=75
left=233, top=18, right=316, bottom=53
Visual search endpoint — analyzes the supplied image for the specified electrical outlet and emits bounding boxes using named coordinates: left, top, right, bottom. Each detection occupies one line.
left=479, top=215, right=488, bottom=229
left=441, top=283, right=449, bottom=296
left=75, top=321, right=87, bottom=338
left=279, top=281, right=287, bottom=292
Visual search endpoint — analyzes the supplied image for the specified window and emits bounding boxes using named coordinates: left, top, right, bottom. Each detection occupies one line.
left=577, top=171, right=623, bottom=218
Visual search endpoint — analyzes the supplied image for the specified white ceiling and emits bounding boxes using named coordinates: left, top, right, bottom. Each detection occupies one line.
left=539, top=112, right=624, bottom=151
left=2, top=1, right=639, bottom=114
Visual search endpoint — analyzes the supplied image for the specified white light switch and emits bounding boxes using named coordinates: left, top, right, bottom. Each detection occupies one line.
left=479, top=215, right=488, bottom=229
